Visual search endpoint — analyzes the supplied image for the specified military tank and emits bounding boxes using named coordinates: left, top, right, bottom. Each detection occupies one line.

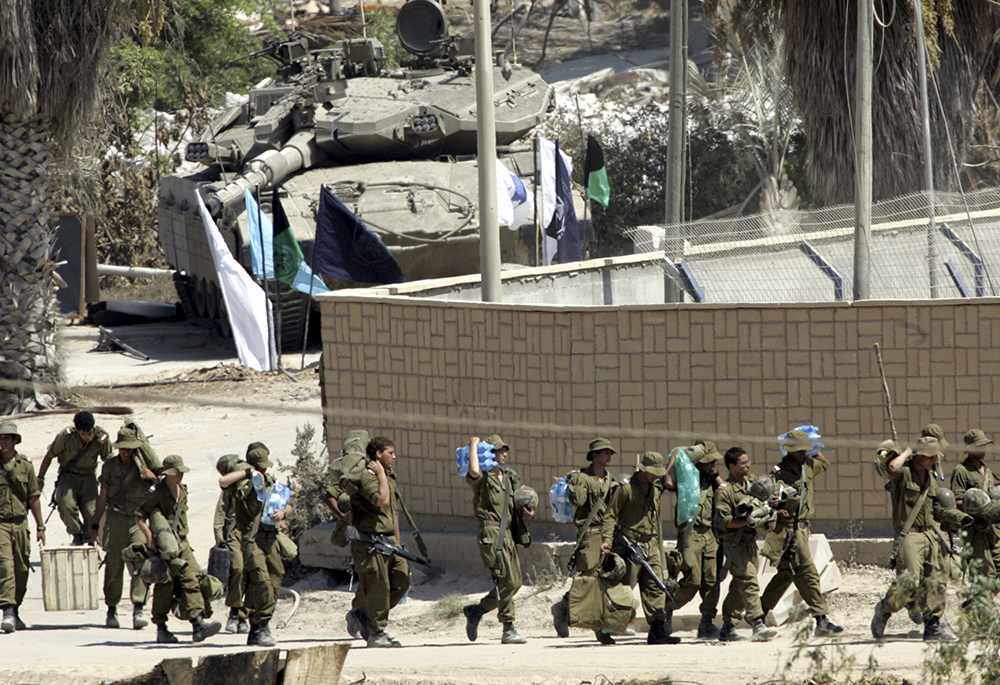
left=157, top=0, right=553, bottom=349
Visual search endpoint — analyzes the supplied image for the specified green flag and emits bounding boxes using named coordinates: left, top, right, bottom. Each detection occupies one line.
left=584, top=134, right=610, bottom=207
left=271, top=189, right=304, bottom=286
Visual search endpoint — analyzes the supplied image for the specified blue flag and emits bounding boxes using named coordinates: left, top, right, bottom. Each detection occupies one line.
left=313, top=185, right=406, bottom=284
left=544, top=140, right=582, bottom=263
left=245, top=187, right=274, bottom=279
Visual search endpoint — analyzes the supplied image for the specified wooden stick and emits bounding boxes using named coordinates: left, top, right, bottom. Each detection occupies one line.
left=874, top=342, right=897, bottom=441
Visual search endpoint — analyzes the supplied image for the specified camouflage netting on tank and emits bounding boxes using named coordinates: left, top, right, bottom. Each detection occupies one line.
left=628, top=187, right=1000, bottom=303
left=0, top=114, right=60, bottom=414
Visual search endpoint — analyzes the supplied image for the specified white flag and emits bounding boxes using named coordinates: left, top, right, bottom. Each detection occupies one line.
left=495, top=159, right=535, bottom=231
left=538, top=137, right=573, bottom=265
left=197, top=193, right=275, bottom=372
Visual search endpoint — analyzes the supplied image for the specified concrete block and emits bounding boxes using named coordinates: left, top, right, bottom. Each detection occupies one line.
left=282, top=644, right=350, bottom=685
left=192, top=650, right=280, bottom=685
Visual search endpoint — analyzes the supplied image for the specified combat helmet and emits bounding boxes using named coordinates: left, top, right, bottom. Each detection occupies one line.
left=749, top=475, right=777, bottom=502
left=963, top=488, right=992, bottom=516
left=599, top=553, right=628, bottom=582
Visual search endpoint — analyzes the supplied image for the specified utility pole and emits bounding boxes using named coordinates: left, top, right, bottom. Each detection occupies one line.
left=912, top=0, right=939, bottom=298
left=853, top=0, right=873, bottom=301
left=664, top=0, right=687, bottom=302
left=473, top=0, right=502, bottom=302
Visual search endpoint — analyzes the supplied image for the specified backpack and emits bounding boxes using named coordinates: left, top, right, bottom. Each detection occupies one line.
left=330, top=430, right=370, bottom=497
left=122, top=418, right=163, bottom=473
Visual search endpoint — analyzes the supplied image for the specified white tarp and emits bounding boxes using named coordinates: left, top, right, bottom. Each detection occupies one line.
left=538, top=137, right=573, bottom=265
left=198, top=193, right=275, bottom=372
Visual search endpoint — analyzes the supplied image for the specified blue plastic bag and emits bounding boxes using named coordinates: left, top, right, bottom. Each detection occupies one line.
left=778, top=425, right=825, bottom=457
left=672, top=447, right=700, bottom=524
left=456, top=442, right=497, bottom=476
left=262, top=481, right=291, bottom=525
left=549, top=477, right=574, bottom=523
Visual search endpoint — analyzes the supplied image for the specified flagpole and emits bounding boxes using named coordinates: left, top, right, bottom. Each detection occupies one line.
left=299, top=186, right=317, bottom=371
left=255, top=185, right=276, bottom=373
left=533, top=136, right=540, bottom=267
left=473, top=0, right=502, bottom=302
left=574, top=94, right=590, bottom=251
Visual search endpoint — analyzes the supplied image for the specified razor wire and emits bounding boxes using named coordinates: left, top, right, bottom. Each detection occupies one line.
left=626, top=187, right=1000, bottom=304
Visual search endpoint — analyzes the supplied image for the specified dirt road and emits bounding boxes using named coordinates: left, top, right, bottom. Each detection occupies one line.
left=2, top=323, right=940, bottom=685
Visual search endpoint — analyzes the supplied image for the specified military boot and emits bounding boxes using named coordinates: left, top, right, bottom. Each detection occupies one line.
left=238, top=618, right=250, bottom=634
left=106, top=606, right=120, bottom=629
left=647, top=619, right=681, bottom=644
left=156, top=623, right=179, bottom=644
left=133, top=603, right=149, bottom=630
left=871, top=600, right=891, bottom=639
left=551, top=600, right=569, bottom=638
left=719, top=621, right=746, bottom=642
left=346, top=607, right=369, bottom=640
left=71, top=533, right=84, bottom=546
left=815, top=615, right=844, bottom=637
left=191, top=614, right=222, bottom=643
left=923, top=617, right=958, bottom=642
left=1, top=606, right=15, bottom=633
left=367, top=631, right=401, bottom=648
left=594, top=629, right=615, bottom=645
left=751, top=618, right=777, bottom=641
left=248, top=621, right=277, bottom=647
left=463, top=604, right=485, bottom=642
left=501, top=622, right=527, bottom=644
left=225, top=607, right=241, bottom=633
left=12, top=606, right=26, bottom=631
left=697, top=615, right=720, bottom=640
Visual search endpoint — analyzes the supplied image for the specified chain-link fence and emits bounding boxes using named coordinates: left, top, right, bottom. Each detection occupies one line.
left=627, top=187, right=1000, bottom=303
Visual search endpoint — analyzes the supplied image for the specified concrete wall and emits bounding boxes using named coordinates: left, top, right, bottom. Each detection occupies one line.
left=317, top=256, right=1000, bottom=539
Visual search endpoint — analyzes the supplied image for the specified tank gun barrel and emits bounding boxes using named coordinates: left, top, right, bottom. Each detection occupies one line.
left=205, top=131, right=325, bottom=216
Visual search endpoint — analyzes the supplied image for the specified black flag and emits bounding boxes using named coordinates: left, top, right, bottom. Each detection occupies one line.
left=313, top=185, right=406, bottom=284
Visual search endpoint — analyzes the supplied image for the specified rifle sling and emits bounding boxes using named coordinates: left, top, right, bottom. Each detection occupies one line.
left=394, top=490, right=429, bottom=561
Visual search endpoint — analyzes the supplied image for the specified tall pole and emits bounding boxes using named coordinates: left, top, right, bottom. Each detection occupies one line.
left=473, top=0, right=502, bottom=302
left=912, top=0, right=939, bottom=298
left=853, top=0, right=873, bottom=300
left=664, top=0, right=686, bottom=302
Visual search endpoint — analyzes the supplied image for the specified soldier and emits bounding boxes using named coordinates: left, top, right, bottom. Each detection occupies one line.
left=92, top=427, right=157, bottom=630
left=0, top=422, right=46, bottom=633
left=463, top=434, right=534, bottom=645
left=213, top=454, right=249, bottom=634
left=600, top=450, right=681, bottom=644
left=951, top=429, right=1000, bottom=582
left=714, top=446, right=777, bottom=641
left=551, top=437, right=619, bottom=644
left=871, top=437, right=971, bottom=641
left=668, top=440, right=724, bottom=639
left=135, top=454, right=222, bottom=644
left=36, top=410, right=112, bottom=545
left=218, top=443, right=293, bottom=647
left=759, top=429, right=843, bottom=637
left=349, top=436, right=409, bottom=648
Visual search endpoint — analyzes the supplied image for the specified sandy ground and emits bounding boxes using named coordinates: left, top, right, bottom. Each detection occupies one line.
left=1, top=322, right=948, bottom=685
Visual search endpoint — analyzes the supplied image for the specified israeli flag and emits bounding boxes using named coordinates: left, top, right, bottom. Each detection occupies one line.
left=496, top=159, right=535, bottom=231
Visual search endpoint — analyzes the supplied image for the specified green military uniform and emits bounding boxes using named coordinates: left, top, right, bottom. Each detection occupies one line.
left=326, top=480, right=367, bottom=614
left=47, top=426, right=111, bottom=538
left=351, top=466, right=409, bottom=634
left=99, top=455, right=150, bottom=609
left=759, top=452, right=830, bottom=617
left=467, top=466, right=524, bottom=624
left=715, top=473, right=765, bottom=627
left=567, top=464, right=613, bottom=575
left=951, top=458, right=1000, bottom=579
left=602, top=470, right=669, bottom=623
left=213, top=486, right=246, bottom=618
left=672, top=469, right=720, bottom=622
left=136, top=480, right=207, bottom=624
left=0, top=451, right=40, bottom=609
left=881, top=461, right=950, bottom=619
left=233, top=469, right=286, bottom=628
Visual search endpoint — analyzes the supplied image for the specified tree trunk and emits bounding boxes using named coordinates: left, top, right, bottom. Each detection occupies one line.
left=0, top=113, right=60, bottom=414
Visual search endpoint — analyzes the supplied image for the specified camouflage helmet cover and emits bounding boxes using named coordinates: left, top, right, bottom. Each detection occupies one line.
left=963, top=488, right=991, bottom=516
left=749, top=475, right=777, bottom=502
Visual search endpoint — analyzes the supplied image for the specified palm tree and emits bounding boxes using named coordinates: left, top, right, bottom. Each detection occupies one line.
left=706, top=0, right=1000, bottom=204
left=1, top=0, right=161, bottom=413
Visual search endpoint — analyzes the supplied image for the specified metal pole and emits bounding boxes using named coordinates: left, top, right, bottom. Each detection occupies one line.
left=473, top=0, right=502, bottom=302
left=853, top=0, right=873, bottom=301
left=255, top=186, right=276, bottom=372
left=912, top=0, right=939, bottom=298
left=663, top=0, right=686, bottom=302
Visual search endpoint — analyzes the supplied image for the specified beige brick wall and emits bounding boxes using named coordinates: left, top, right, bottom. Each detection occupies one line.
left=318, top=292, right=1000, bottom=538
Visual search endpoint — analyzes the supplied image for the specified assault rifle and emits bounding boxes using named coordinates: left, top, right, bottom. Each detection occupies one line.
left=613, top=527, right=678, bottom=609
left=345, top=526, right=430, bottom=567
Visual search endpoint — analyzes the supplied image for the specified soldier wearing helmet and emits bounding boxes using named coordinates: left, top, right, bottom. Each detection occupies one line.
left=759, top=429, right=843, bottom=638
left=551, top=438, right=623, bottom=644
left=713, top=446, right=777, bottom=642
left=871, top=436, right=972, bottom=641
left=950, top=429, right=1000, bottom=584
left=0, top=421, right=46, bottom=633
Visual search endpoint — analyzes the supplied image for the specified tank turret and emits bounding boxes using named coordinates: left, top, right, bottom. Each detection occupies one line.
left=158, top=1, right=552, bottom=350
